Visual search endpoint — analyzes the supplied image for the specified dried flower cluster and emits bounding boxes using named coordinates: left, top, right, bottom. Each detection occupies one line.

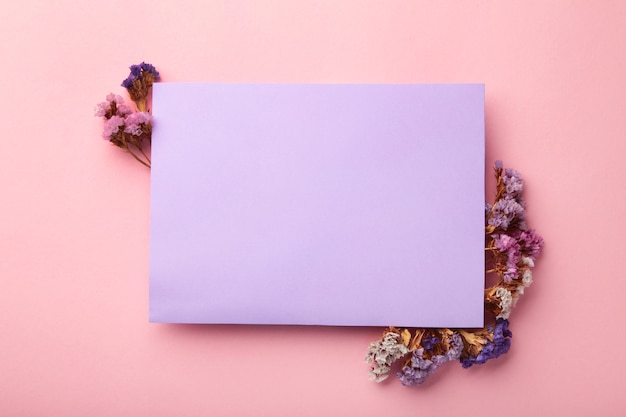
left=95, top=62, right=160, bottom=168
left=366, top=161, right=543, bottom=386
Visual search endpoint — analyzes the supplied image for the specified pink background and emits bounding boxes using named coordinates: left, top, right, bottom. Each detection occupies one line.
left=1, top=1, right=625, bottom=415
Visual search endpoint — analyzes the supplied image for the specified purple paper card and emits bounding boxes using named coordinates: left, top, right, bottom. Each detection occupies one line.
left=149, top=83, right=485, bottom=327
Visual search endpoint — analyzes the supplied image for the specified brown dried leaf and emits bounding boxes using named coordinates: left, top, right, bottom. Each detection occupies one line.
left=401, top=329, right=411, bottom=346
left=409, top=329, right=425, bottom=351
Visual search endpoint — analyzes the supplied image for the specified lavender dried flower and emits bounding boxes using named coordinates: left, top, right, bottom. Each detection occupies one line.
left=398, top=348, right=435, bottom=386
left=503, top=168, right=524, bottom=197
left=398, top=332, right=463, bottom=386
left=488, top=198, right=525, bottom=231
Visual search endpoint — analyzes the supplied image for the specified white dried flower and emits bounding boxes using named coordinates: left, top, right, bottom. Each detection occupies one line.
left=365, top=332, right=409, bottom=382
left=521, top=256, right=535, bottom=267
left=495, top=287, right=513, bottom=320
left=522, top=269, right=533, bottom=287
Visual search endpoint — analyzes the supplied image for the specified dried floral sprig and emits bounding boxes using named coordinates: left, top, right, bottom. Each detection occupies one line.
left=365, top=161, right=543, bottom=386
left=95, top=63, right=159, bottom=168
left=365, top=330, right=409, bottom=382
left=121, top=62, right=160, bottom=112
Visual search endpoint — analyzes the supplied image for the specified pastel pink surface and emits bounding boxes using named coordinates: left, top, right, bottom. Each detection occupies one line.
left=1, top=1, right=625, bottom=416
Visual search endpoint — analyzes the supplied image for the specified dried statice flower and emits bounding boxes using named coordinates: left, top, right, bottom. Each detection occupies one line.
left=398, top=332, right=463, bottom=386
left=495, top=287, right=513, bottom=319
left=492, top=233, right=523, bottom=282
left=516, top=271, right=532, bottom=295
left=488, top=198, right=525, bottom=230
left=102, top=115, right=125, bottom=141
left=94, top=93, right=133, bottom=119
left=95, top=97, right=152, bottom=168
left=502, top=168, right=524, bottom=197
left=398, top=348, right=435, bottom=386
left=493, top=234, right=516, bottom=252
left=522, top=268, right=533, bottom=286
left=446, top=332, right=464, bottom=361
left=122, top=62, right=160, bottom=110
left=516, top=229, right=544, bottom=260
left=421, top=335, right=439, bottom=351
left=521, top=256, right=534, bottom=268
left=487, top=161, right=528, bottom=233
left=124, top=111, right=152, bottom=136
left=461, top=319, right=512, bottom=368
left=517, top=266, right=534, bottom=295
left=365, top=332, right=409, bottom=382
left=491, top=227, right=542, bottom=283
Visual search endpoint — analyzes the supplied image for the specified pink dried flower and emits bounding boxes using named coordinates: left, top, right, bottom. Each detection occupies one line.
left=94, top=101, right=109, bottom=117
left=124, top=112, right=151, bottom=136
left=102, top=116, right=125, bottom=140
left=95, top=94, right=132, bottom=118
left=493, top=234, right=516, bottom=252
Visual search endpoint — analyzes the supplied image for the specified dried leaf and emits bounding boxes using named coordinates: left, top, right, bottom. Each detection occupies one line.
left=401, top=329, right=411, bottom=346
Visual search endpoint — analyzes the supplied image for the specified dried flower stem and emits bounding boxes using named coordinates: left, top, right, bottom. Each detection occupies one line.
left=127, top=147, right=151, bottom=168
left=136, top=99, right=147, bottom=112
left=136, top=144, right=151, bottom=164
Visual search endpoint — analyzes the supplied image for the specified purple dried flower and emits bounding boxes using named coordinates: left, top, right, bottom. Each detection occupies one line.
left=398, top=349, right=435, bottom=386
left=517, top=229, right=544, bottom=260
left=505, top=245, right=522, bottom=281
left=491, top=229, right=544, bottom=283
left=503, top=168, right=524, bottom=197
left=446, top=332, right=463, bottom=361
left=460, top=356, right=474, bottom=368
left=121, top=62, right=160, bottom=108
left=493, top=234, right=515, bottom=252
left=492, top=230, right=541, bottom=282
left=422, top=335, right=439, bottom=351
left=129, top=64, right=141, bottom=76
left=121, top=61, right=160, bottom=86
left=397, top=332, right=463, bottom=386
left=494, top=318, right=512, bottom=339
left=503, top=267, right=517, bottom=282
left=461, top=320, right=512, bottom=368
left=122, top=65, right=141, bottom=89
left=139, top=62, right=159, bottom=77
left=488, top=198, right=525, bottom=230
left=498, top=198, right=524, bottom=217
